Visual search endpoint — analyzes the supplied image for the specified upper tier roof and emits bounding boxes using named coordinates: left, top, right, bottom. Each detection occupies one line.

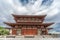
left=12, top=14, right=46, bottom=18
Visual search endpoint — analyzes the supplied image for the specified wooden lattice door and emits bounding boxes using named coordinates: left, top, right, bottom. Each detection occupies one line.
left=21, top=27, right=38, bottom=35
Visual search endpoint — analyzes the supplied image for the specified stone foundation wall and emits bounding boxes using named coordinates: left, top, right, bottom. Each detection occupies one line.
left=0, top=35, right=59, bottom=38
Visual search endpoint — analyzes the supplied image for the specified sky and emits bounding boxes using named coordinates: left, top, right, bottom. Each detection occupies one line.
left=0, top=0, right=60, bottom=34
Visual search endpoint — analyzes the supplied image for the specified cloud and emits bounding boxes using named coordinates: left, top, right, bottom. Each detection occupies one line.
left=9, top=0, right=60, bottom=19
left=9, top=0, right=54, bottom=15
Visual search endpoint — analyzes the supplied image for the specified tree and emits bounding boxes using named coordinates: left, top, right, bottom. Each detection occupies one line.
left=0, top=26, right=9, bottom=35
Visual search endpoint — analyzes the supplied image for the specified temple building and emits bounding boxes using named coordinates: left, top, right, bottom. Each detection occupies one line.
left=4, top=14, right=54, bottom=36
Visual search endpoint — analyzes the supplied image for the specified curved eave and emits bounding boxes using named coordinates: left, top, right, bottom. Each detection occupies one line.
left=4, top=22, right=54, bottom=27
left=47, top=28, right=53, bottom=30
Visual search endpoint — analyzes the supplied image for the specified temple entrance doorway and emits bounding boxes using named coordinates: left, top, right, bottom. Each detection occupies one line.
left=38, top=29, right=42, bottom=35
left=17, top=29, right=21, bottom=35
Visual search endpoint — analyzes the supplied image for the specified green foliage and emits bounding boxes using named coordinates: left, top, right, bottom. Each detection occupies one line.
left=0, top=26, right=9, bottom=35
left=0, top=26, right=4, bottom=29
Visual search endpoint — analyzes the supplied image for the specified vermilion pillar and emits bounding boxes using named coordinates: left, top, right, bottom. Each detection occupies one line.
left=12, top=29, right=17, bottom=35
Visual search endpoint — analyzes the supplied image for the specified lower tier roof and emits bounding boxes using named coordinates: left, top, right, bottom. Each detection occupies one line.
left=4, top=22, right=54, bottom=27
